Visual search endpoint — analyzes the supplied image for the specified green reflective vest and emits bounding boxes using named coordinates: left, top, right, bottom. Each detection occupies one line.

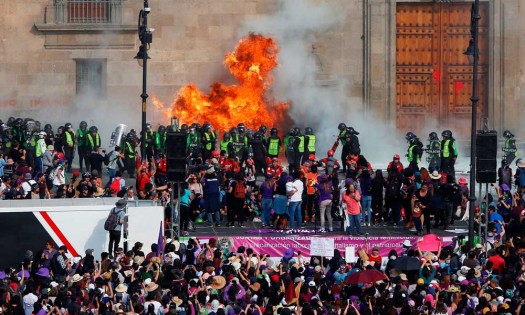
left=408, top=144, right=419, bottom=163
left=442, top=139, right=457, bottom=158
left=268, top=137, right=280, bottom=156
left=155, top=133, right=166, bottom=150
left=220, top=140, right=230, bottom=153
left=306, top=135, right=316, bottom=152
left=77, top=129, right=87, bottom=147
left=65, top=131, right=74, bottom=146
left=125, top=141, right=136, bottom=158
left=297, top=136, right=305, bottom=153
left=283, top=135, right=290, bottom=150
left=87, top=133, right=101, bottom=151
left=204, top=132, right=216, bottom=151
left=339, top=130, right=347, bottom=145
left=36, top=139, right=45, bottom=157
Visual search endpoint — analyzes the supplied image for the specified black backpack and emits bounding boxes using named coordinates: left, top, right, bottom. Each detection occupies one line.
left=104, top=207, right=123, bottom=231
left=385, top=182, right=400, bottom=200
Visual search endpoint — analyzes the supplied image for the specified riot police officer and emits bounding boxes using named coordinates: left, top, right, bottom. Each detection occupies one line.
left=201, top=123, right=217, bottom=160
left=24, top=120, right=38, bottom=170
left=267, top=128, right=281, bottom=159
left=258, top=125, right=268, bottom=147
left=440, top=130, right=458, bottom=180
left=294, top=127, right=305, bottom=166
left=230, top=127, right=245, bottom=161
left=285, top=129, right=299, bottom=174
left=187, top=126, right=202, bottom=169
left=304, top=127, right=316, bottom=163
left=76, top=121, right=89, bottom=172
left=12, top=118, right=25, bottom=148
left=63, top=123, right=76, bottom=172
left=426, top=132, right=441, bottom=172
left=250, top=132, right=268, bottom=176
left=502, top=130, right=517, bottom=165
left=405, top=131, right=424, bottom=172
left=220, top=132, right=232, bottom=155
left=44, top=124, right=54, bottom=146
left=123, top=132, right=137, bottom=178
left=346, top=127, right=361, bottom=156
left=143, top=123, right=155, bottom=161
left=155, top=125, right=167, bottom=156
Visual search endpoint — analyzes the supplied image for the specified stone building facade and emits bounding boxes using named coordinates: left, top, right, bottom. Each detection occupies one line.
left=0, top=0, right=523, bottom=140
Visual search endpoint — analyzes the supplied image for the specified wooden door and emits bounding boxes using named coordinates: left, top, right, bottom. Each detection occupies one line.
left=396, top=2, right=489, bottom=139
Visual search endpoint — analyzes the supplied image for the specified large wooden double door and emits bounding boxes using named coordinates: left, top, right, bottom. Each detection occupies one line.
left=396, top=2, right=489, bottom=138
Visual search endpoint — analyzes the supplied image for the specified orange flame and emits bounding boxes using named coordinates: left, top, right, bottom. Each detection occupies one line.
left=168, top=33, right=291, bottom=133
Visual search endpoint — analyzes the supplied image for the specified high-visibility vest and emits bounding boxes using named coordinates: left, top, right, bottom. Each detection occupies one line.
left=204, top=132, right=216, bottom=151
left=297, top=136, right=305, bottom=153
left=339, top=130, right=347, bottom=145
left=268, top=138, right=280, bottom=156
left=65, top=131, right=74, bottom=146
left=442, top=139, right=453, bottom=158
left=144, top=131, right=154, bottom=147
left=220, top=140, right=230, bottom=153
left=125, top=141, right=136, bottom=158
left=429, top=140, right=441, bottom=156
left=306, top=135, right=316, bottom=152
left=408, top=144, right=419, bottom=163
left=77, top=129, right=87, bottom=147
left=29, top=134, right=36, bottom=147
left=87, top=133, right=101, bottom=151
left=36, top=139, right=45, bottom=157
left=155, top=133, right=166, bottom=150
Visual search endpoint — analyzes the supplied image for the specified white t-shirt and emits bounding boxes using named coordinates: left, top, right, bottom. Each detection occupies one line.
left=286, top=179, right=304, bottom=202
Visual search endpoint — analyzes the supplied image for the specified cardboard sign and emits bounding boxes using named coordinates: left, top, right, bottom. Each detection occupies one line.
left=310, top=237, right=335, bottom=257
left=345, top=246, right=356, bottom=263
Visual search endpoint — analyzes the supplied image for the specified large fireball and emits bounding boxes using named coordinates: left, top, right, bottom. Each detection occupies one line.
left=168, top=33, right=291, bottom=133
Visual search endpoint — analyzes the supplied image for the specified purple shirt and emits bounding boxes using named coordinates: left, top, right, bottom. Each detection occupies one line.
left=259, top=182, right=275, bottom=199
left=315, top=182, right=333, bottom=202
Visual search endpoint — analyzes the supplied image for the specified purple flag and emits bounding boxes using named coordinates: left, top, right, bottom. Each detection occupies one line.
left=156, top=221, right=163, bottom=256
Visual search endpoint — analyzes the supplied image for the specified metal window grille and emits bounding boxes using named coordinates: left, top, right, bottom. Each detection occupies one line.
left=53, top=0, right=123, bottom=24
left=76, top=59, right=106, bottom=97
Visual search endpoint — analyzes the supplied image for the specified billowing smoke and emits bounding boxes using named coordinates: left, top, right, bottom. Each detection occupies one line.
left=239, top=0, right=405, bottom=169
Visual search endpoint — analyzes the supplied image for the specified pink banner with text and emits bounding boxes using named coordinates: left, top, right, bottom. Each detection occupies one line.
left=197, top=235, right=453, bottom=258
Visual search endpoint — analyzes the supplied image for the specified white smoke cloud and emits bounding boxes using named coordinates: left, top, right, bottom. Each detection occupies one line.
left=239, top=0, right=405, bottom=169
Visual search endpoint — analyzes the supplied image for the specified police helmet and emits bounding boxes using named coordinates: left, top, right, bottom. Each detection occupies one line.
left=203, top=122, right=211, bottom=131
left=441, top=130, right=452, bottom=138
left=293, top=127, right=301, bottom=136
left=89, top=126, right=98, bottom=133
left=270, top=128, right=278, bottom=136
left=14, top=118, right=23, bottom=128
left=38, top=131, right=47, bottom=138
left=34, top=121, right=41, bottom=131
left=65, top=123, right=72, bottom=130
left=6, top=117, right=15, bottom=127
left=253, top=132, right=263, bottom=141
left=246, top=129, right=254, bottom=137
left=0, top=123, right=7, bottom=133
left=289, top=128, right=296, bottom=137
left=25, top=120, right=35, bottom=132
left=44, top=124, right=53, bottom=132
left=223, top=132, right=231, bottom=141
left=405, top=131, right=417, bottom=142
left=146, top=123, right=152, bottom=130
left=347, top=127, right=359, bottom=135
left=428, top=132, right=438, bottom=141
left=166, top=125, right=174, bottom=132
left=158, top=125, right=166, bottom=133
left=503, top=130, right=514, bottom=138
left=230, top=127, right=238, bottom=135
left=180, top=124, right=188, bottom=133
left=338, top=123, right=347, bottom=131
left=57, top=126, right=64, bottom=133
left=258, top=125, right=268, bottom=134
left=305, top=127, right=313, bottom=135
left=189, top=127, right=196, bottom=134
left=237, top=123, right=246, bottom=134
left=80, top=121, right=88, bottom=129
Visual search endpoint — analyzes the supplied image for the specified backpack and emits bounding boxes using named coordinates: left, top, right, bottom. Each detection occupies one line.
left=104, top=207, right=123, bottom=231
left=234, top=180, right=246, bottom=199
left=385, top=182, right=400, bottom=199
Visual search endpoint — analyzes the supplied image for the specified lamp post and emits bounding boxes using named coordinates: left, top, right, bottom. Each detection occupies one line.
left=464, top=0, right=480, bottom=249
left=135, top=0, right=153, bottom=161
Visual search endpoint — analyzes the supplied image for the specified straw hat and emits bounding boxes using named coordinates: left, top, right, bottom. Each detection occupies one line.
left=145, top=282, right=159, bottom=292
left=172, top=296, right=183, bottom=306
left=115, top=284, right=128, bottom=293
left=210, top=276, right=226, bottom=290
left=430, top=171, right=442, bottom=179
left=150, top=257, right=161, bottom=264
left=71, top=274, right=84, bottom=283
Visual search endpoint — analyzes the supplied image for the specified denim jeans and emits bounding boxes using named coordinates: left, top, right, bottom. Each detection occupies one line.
left=347, top=214, right=362, bottom=235
left=261, top=198, right=273, bottom=225
left=105, top=168, right=116, bottom=189
left=361, top=195, right=372, bottom=224
left=207, top=211, right=220, bottom=225
left=288, top=201, right=302, bottom=229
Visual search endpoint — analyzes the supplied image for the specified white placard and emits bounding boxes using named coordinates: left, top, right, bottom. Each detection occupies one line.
left=310, top=238, right=335, bottom=257
left=345, top=246, right=356, bottom=263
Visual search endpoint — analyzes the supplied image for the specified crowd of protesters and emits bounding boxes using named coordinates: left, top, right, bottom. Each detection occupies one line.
left=3, top=224, right=525, bottom=315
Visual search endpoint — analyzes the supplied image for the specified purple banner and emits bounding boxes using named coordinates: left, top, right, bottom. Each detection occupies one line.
left=197, top=235, right=453, bottom=259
